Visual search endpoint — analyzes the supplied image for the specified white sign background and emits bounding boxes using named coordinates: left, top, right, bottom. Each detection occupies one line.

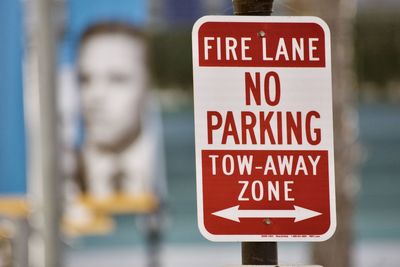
left=192, top=16, right=336, bottom=242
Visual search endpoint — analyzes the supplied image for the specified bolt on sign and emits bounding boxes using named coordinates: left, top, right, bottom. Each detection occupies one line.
left=192, top=16, right=336, bottom=242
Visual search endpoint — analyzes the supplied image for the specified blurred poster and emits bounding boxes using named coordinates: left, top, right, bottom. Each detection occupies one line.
left=60, top=0, right=167, bottom=236
left=0, top=0, right=27, bottom=212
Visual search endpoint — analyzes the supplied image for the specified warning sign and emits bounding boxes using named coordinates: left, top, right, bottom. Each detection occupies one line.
left=192, top=16, right=336, bottom=242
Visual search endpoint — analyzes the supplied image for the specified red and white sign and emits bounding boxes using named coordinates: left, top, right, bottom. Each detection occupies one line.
left=192, top=16, right=336, bottom=242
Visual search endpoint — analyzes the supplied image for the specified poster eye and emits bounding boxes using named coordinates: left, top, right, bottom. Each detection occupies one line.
left=78, top=73, right=90, bottom=86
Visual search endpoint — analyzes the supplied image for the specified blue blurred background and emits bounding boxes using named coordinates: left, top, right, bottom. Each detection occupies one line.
left=0, top=0, right=26, bottom=195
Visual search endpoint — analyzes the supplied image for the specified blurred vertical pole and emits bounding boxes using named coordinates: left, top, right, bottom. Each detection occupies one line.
left=28, top=0, right=62, bottom=266
left=285, top=1, right=359, bottom=267
left=232, top=0, right=277, bottom=264
left=14, top=218, right=29, bottom=267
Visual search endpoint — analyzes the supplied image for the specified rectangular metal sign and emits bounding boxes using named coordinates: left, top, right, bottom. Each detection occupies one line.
left=192, top=16, right=336, bottom=242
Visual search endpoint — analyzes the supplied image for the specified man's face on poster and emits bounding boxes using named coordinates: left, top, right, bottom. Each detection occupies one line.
left=78, top=33, right=148, bottom=151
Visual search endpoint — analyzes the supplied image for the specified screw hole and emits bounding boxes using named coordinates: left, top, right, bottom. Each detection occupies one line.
left=264, top=218, right=272, bottom=225
left=258, top=30, right=266, bottom=38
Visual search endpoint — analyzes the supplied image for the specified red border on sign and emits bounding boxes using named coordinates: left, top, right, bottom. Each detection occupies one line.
left=198, top=22, right=326, bottom=68
left=201, top=150, right=331, bottom=236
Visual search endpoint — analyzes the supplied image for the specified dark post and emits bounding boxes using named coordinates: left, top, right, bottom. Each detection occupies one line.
left=241, top=242, right=277, bottom=265
left=232, top=0, right=278, bottom=265
left=233, top=0, right=274, bottom=16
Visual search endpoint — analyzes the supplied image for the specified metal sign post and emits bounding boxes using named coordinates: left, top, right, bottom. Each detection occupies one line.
left=233, top=3, right=277, bottom=265
left=192, top=0, right=336, bottom=266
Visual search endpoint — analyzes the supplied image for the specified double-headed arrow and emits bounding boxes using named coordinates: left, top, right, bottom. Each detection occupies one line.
left=212, top=205, right=322, bottom=223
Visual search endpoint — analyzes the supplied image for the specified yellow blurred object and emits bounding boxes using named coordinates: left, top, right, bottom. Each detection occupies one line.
left=62, top=192, right=158, bottom=237
left=63, top=213, right=114, bottom=237
left=79, top=192, right=159, bottom=214
left=0, top=228, right=11, bottom=239
left=0, top=198, right=28, bottom=218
